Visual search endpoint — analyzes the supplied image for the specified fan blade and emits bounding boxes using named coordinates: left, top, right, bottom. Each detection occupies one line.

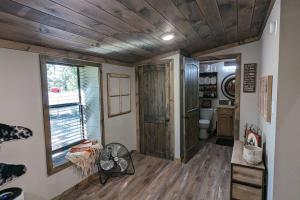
left=100, top=160, right=114, bottom=171
left=112, top=145, right=121, bottom=157
left=117, top=158, right=128, bottom=172
left=101, top=150, right=111, bottom=160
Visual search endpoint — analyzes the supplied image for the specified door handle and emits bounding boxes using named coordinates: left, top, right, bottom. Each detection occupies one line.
left=165, top=118, right=170, bottom=122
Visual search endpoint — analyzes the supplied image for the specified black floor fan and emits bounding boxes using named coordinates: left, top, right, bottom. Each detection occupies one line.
left=97, top=143, right=135, bottom=185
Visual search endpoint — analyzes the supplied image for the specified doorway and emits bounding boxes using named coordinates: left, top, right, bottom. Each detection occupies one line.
left=136, top=60, right=174, bottom=160
left=180, top=54, right=241, bottom=163
left=196, top=54, right=241, bottom=141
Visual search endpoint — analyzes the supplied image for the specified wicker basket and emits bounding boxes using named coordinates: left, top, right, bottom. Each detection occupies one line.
left=243, top=145, right=263, bottom=165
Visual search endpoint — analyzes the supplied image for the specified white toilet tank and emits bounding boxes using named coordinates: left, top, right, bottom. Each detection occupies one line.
left=200, top=108, right=214, bottom=120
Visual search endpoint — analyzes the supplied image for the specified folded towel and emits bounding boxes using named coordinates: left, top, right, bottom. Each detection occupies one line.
left=66, top=140, right=102, bottom=176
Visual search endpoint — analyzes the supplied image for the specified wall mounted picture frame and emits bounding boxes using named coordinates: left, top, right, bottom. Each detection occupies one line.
left=107, top=73, right=131, bottom=118
left=259, top=75, right=273, bottom=122
left=243, top=63, right=257, bottom=93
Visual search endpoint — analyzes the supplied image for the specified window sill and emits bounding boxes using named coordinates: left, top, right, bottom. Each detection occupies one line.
left=47, top=149, right=72, bottom=176
left=53, top=149, right=69, bottom=168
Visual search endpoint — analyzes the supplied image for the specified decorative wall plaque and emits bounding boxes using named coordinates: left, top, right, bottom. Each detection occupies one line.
left=221, top=73, right=236, bottom=100
left=243, top=63, right=257, bottom=93
left=259, top=76, right=273, bottom=122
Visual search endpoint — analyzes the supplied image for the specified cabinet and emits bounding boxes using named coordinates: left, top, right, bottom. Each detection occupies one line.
left=217, top=107, right=234, bottom=138
left=231, top=141, right=265, bottom=200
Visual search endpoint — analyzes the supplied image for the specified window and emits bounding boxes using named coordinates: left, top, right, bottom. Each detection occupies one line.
left=40, top=56, right=103, bottom=175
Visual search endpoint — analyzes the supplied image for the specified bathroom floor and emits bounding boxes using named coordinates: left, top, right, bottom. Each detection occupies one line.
left=199, top=134, right=217, bottom=143
left=56, top=142, right=232, bottom=200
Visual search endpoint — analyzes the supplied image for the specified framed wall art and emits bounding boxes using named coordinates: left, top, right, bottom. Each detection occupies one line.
left=259, top=75, right=273, bottom=122
left=243, top=63, right=257, bottom=93
left=107, top=73, right=131, bottom=117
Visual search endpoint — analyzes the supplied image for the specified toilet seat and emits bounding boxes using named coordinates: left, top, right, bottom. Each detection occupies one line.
left=199, top=119, right=210, bottom=125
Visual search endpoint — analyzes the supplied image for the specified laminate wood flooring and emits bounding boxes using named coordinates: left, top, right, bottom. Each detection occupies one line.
left=59, top=142, right=232, bottom=200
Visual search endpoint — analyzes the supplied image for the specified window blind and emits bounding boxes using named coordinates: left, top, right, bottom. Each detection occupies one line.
left=46, top=64, right=84, bottom=152
left=79, top=66, right=101, bottom=142
left=46, top=64, right=101, bottom=156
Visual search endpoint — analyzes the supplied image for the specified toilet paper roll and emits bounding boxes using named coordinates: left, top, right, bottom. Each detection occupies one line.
left=0, top=187, right=24, bottom=200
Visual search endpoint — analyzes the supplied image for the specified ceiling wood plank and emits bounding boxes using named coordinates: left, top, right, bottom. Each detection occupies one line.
left=0, top=29, right=139, bottom=63
left=13, top=0, right=137, bottom=33
left=85, top=0, right=159, bottom=35
left=83, top=0, right=187, bottom=51
left=0, top=0, right=112, bottom=38
left=216, top=0, right=238, bottom=43
left=195, top=0, right=227, bottom=44
left=10, top=0, right=159, bottom=54
left=12, top=0, right=109, bottom=33
left=0, top=12, right=144, bottom=62
left=0, top=27, right=137, bottom=62
left=0, top=12, right=107, bottom=53
left=0, top=38, right=131, bottom=66
left=116, top=0, right=200, bottom=52
left=47, top=0, right=177, bottom=54
left=1, top=0, right=155, bottom=57
left=0, top=0, right=273, bottom=62
left=144, top=0, right=207, bottom=51
left=237, top=0, right=256, bottom=39
left=0, top=0, right=153, bottom=56
left=251, top=0, right=271, bottom=37
left=170, top=0, right=214, bottom=42
left=117, top=0, right=187, bottom=41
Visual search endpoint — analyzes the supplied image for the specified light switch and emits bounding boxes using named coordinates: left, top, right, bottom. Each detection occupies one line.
left=269, top=20, right=278, bottom=35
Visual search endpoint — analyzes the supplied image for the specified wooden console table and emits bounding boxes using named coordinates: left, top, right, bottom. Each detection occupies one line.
left=231, top=141, right=266, bottom=200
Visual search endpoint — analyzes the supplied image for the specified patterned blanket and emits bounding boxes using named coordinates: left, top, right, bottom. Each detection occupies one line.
left=65, top=140, right=102, bottom=176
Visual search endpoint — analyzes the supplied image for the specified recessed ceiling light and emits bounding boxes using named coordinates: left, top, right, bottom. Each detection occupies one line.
left=161, top=33, right=174, bottom=41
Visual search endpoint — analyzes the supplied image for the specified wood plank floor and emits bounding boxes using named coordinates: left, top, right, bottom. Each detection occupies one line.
left=60, top=142, right=232, bottom=200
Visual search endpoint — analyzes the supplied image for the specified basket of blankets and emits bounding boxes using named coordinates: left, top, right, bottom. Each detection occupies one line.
left=65, top=140, right=102, bottom=176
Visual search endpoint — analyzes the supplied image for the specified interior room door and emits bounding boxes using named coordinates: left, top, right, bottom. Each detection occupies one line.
left=181, top=57, right=200, bottom=163
left=138, top=61, right=173, bottom=160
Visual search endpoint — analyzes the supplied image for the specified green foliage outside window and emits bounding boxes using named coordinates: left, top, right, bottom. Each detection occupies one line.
left=47, top=64, right=78, bottom=92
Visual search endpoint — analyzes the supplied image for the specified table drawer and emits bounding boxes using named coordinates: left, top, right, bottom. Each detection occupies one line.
left=232, top=165, right=263, bottom=186
left=232, top=183, right=262, bottom=200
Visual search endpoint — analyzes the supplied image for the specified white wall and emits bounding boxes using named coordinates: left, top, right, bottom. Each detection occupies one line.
left=161, top=54, right=181, bottom=159
left=273, top=0, right=300, bottom=199
left=0, top=48, right=136, bottom=199
left=259, top=0, right=281, bottom=199
left=102, top=63, right=137, bottom=151
left=201, top=41, right=261, bottom=139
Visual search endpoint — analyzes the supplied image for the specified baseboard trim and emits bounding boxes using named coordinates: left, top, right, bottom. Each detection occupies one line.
left=52, top=173, right=98, bottom=200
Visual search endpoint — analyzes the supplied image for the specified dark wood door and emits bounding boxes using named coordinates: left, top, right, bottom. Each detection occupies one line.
left=138, top=61, right=173, bottom=159
left=181, top=57, right=200, bottom=163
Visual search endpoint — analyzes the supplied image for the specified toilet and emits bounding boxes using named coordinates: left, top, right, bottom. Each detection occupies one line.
left=199, top=108, right=214, bottom=139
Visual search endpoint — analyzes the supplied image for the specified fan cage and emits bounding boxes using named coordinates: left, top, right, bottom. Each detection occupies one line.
left=97, top=143, right=135, bottom=185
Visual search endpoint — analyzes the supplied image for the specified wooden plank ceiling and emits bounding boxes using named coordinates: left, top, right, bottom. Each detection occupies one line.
left=0, top=0, right=272, bottom=63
